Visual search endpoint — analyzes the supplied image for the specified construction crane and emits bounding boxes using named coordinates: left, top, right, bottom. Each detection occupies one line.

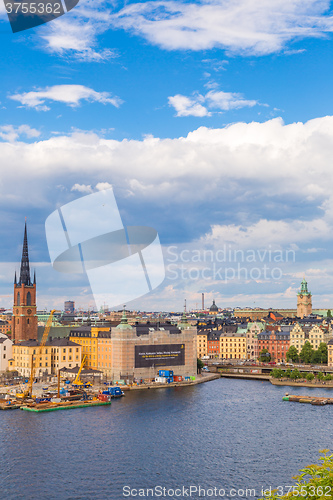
left=22, top=309, right=55, bottom=399
left=72, top=355, right=87, bottom=386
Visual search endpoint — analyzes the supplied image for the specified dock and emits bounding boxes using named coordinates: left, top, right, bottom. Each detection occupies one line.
left=282, top=395, right=333, bottom=405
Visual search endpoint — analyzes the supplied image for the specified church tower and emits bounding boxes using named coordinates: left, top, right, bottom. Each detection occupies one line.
left=297, top=278, right=312, bottom=319
left=12, top=223, right=38, bottom=342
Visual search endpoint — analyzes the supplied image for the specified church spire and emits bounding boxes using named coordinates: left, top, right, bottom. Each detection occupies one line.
left=18, top=222, right=32, bottom=286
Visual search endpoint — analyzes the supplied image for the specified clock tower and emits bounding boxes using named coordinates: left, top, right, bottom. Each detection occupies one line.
left=12, top=222, right=38, bottom=342
left=297, top=278, right=312, bottom=319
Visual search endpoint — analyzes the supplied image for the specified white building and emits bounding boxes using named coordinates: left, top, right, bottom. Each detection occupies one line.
left=0, top=336, right=13, bottom=371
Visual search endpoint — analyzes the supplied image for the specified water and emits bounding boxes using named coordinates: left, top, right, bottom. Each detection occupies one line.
left=0, top=379, right=333, bottom=500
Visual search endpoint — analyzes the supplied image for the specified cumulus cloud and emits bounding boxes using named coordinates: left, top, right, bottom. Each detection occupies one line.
left=9, top=85, right=123, bottom=111
left=169, top=89, right=259, bottom=117
left=2, top=116, right=333, bottom=309
left=0, top=125, right=41, bottom=143
left=111, top=0, right=333, bottom=55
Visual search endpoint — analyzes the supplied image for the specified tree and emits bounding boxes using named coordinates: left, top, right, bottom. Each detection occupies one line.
left=284, top=369, right=292, bottom=378
left=290, top=369, right=301, bottom=380
left=259, top=348, right=271, bottom=362
left=197, top=358, right=204, bottom=374
left=327, top=309, right=332, bottom=318
left=324, top=374, right=332, bottom=381
left=258, top=450, right=333, bottom=500
left=271, top=368, right=283, bottom=379
left=317, top=371, right=324, bottom=381
left=286, top=346, right=299, bottom=363
left=317, top=343, right=328, bottom=364
left=306, top=373, right=314, bottom=381
left=299, top=341, right=313, bottom=364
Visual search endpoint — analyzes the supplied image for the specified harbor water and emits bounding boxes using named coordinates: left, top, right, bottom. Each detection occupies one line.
left=1, top=378, right=333, bottom=499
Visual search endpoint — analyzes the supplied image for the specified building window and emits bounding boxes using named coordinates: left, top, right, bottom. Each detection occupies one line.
left=27, top=292, right=31, bottom=306
left=17, top=292, right=20, bottom=306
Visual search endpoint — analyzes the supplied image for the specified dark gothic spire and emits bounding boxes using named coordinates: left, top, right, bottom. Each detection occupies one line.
left=18, top=222, right=32, bottom=286
left=14, top=271, right=17, bottom=285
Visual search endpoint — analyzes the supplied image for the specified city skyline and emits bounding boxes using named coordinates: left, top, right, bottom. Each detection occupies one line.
left=1, top=1, right=333, bottom=310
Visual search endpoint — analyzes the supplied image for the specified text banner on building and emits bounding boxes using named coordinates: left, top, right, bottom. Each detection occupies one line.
left=135, top=344, right=185, bottom=368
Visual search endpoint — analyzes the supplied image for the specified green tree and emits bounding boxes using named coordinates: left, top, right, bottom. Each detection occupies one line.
left=299, top=341, right=313, bottom=364
left=324, top=374, right=332, bottom=381
left=306, top=373, right=314, bottom=381
left=271, top=368, right=283, bottom=379
left=317, top=343, right=328, bottom=364
left=259, top=450, right=333, bottom=500
left=286, top=346, right=299, bottom=363
left=259, top=348, right=271, bottom=362
left=317, top=371, right=324, bottom=381
left=284, top=369, right=292, bottom=378
left=327, top=309, right=332, bottom=318
left=197, top=358, right=204, bottom=374
left=290, top=369, right=301, bottom=380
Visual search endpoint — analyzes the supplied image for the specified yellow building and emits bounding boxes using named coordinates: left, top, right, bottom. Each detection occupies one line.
left=13, top=338, right=82, bottom=377
left=219, top=333, right=246, bottom=360
left=290, top=322, right=332, bottom=353
left=328, top=339, right=333, bottom=367
left=70, top=326, right=109, bottom=369
left=197, top=332, right=208, bottom=358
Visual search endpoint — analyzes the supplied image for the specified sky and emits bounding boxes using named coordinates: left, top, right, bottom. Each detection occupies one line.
left=1, top=0, right=333, bottom=311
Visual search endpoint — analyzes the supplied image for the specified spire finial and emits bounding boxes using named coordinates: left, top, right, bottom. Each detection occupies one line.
left=18, top=221, right=32, bottom=286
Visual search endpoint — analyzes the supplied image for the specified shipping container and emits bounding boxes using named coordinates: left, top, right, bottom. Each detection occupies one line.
left=98, top=394, right=111, bottom=402
left=159, top=370, right=174, bottom=377
left=155, top=377, right=167, bottom=383
left=185, top=376, right=190, bottom=381
left=174, top=376, right=182, bottom=382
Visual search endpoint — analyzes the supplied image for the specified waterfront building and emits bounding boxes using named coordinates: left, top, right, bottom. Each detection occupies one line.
left=12, top=338, right=82, bottom=377
left=257, top=330, right=290, bottom=362
left=197, top=331, right=208, bottom=358
left=290, top=322, right=332, bottom=353
left=246, top=322, right=264, bottom=360
left=12, top=223, right=38, bottom=342
left=70, top=326, right=109, bottom=369
left=297, top=278, right=312, bottom=318
left=0, top=335, right=13, bottom=371
left=328, top=339, right=333, bottom=367
left=71, top=313, right=197, bottom=381
left=219, top=332, right=246, bottom=360
left=207, top=331, right=221, bottom=358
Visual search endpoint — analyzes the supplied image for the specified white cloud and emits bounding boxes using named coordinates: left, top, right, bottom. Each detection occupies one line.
left=2, top=116, right=333, bottom=309
left=168, top=94, right=210, bottom=117
left=9, top=85, right=123, bottom=111
left=111, top=0, right=333, bottom=55
left=39, top=17, right=115, bottom=62
left=71, top=184, right=93, bottom=193
left=169, top=89, right=259, bottom=116
left=0, top=125, right=41, bottom=143
left=32, top=0, right=333, bottom=60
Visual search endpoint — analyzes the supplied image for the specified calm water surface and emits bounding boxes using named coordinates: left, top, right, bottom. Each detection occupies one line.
left=0, top=379, right=333, bottom=500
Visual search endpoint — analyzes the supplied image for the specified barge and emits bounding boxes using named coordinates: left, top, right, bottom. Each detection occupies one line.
left=283, top=394, right=332, bottom=406
left=21, top=400, right=112, bottom=413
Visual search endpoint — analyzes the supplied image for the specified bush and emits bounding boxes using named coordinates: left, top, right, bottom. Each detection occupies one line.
left=259, top=450, right=333, bottom=499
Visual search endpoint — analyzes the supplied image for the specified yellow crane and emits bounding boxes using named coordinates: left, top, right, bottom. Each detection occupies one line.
left=21, top=309, right=55, bottom=399
left=72, top=355, right=87, bottom=386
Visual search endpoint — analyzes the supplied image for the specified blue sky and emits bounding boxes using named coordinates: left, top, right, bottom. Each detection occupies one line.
left=1, top=0, right=333, bottom=311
